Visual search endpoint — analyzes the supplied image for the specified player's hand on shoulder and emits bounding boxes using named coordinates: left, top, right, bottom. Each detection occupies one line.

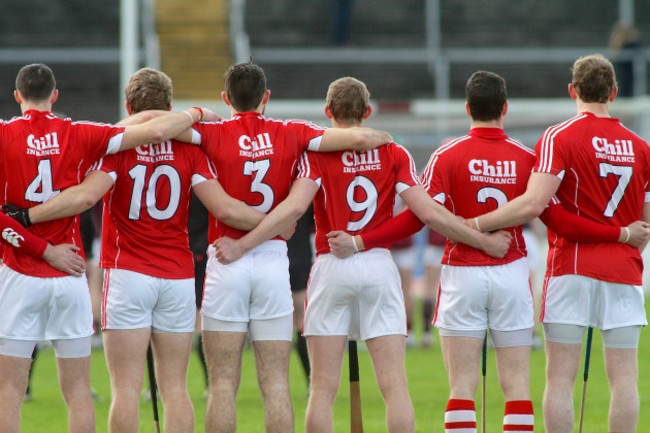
left=2, top=203, right=31, bottom=227
left=622, top=220, right=650, bottom=248
left=201, top=108, right=222, bottom=123
left=280, top=221, right=297, bottom=241
left=481, top=230, right=512, bottom=258
left=42, top=244, right=86, bottom=277
left=213, top=236, right=244, bottom=264
left=326, top=230, right=356, bottom=258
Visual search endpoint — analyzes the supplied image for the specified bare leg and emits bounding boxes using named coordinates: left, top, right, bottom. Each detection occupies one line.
left=252, top=340, right=294, bottom=433
left=305, top=336, right=347, bottom=433
left=494, top=345, right=531, bottom=401
left=57, top=356, right=95, bottom=433
left=543, top=341, right=581, bottom=433
left=203, top=331, right=247, bottom=433
left=397, top=267, right=414, bottom=342
left=151, top=332, right=194, bottom=433
left=104, top=328, right=150, bottom=433
left=366, top=335, right=414, bottom=433
left=439, top=336, right=484, bottom=399
left=604, top=347, right=638, bottom=433
left=0, top=355, right=31, bottom=433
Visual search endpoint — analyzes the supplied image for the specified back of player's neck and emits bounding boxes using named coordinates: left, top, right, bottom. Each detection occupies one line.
left=576, top=101, right=610, bottom=118
left=22, top=103, right=51, bottom=114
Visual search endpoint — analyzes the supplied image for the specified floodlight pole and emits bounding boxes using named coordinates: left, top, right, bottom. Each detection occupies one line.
left=120, top=0, right=139, bottom=120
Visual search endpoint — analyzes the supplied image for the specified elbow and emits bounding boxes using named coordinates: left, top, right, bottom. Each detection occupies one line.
left=150, top=128, right=166, bottom=143
left=527, top=202, right=546, bottom=221
left=350, top=131, right=372, bottom=151
left=288, top=204, right=307, bottom=222
left=78, top=193, right=100, bottom=212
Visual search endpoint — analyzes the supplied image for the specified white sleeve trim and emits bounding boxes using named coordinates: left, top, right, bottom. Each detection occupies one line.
left=433, top=192, right=445, bottom=205
left=106, top=133, right=124, bottom=155
left=395, top=182, right=411, bottom=194
left=191, top=129, right=201, bottom=145
left=307, top=135, right=323, bottom=152
left=192, top=174, right=209, bottom=187
left=645, top=191, right=650, bottom=202
left=106, top=171, right=118, bottom=182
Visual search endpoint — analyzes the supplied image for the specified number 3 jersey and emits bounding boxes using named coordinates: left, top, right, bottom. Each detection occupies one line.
left=191, top=112, right=325, bottom=243
left=534, top=112, right=650, bottom=285
left=421, top=128, right=534, bottom=267
left=296, top=142, right=421, bottom=256
left=94, top=141, right=215, bottom=279
left=0, top=110, right=125, bottom=277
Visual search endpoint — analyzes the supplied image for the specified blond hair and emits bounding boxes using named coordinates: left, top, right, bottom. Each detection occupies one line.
left=125, top=68, right=173, bottom=113
left=571, top=54, right=617, bottom=103
left=326, top=77, right=370, bottom=125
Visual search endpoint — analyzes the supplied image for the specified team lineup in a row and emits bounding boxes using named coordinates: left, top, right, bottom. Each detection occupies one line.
left=0, top=55, right=648, bottom=433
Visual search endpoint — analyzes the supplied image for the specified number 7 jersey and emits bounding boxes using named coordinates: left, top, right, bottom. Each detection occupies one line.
left=535, top=111, right=650, bottom=284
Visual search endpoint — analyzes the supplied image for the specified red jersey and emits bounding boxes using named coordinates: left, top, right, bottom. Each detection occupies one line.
left=192, top=112, right=325, bottom=242
left=297, top=142, right=421, bottom=255
left=535, top=112, right=650, bottom=284
left=95, top=141, right=215, bottom=279
left=421, top=128, right=533, bottom=266
left=0, top=110, right=125, bottom=277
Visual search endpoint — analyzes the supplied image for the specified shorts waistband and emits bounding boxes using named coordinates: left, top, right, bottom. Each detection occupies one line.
left=209, top=239, right=287, bottom=255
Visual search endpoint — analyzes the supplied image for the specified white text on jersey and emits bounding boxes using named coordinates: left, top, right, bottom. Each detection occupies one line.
left=26, top=133, right=60, bottom=156
left=468, top=159, right=516, bottom=184
left=592, top=136, right=635, bottom=163
left=136, top=141, right=175, bottom=162
left=342, top=149, right=381, bottom=173
left=238, top=133, right=274, bottom=158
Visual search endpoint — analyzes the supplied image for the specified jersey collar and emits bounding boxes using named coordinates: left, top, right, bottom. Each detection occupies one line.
left=468, top=127, right=507, bottom=139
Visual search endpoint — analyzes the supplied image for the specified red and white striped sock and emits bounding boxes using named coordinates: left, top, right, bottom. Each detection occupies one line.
left=445, top=399, right=477, bottom=433
left=503, top=400, right=534, bottom=432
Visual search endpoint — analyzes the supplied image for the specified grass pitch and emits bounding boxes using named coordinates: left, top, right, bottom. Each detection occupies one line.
left=20, top=305, right=650, bottom=432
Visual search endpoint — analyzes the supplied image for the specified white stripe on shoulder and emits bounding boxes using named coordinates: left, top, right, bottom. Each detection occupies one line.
left=539, top=114, right=587, bottom=173
left=421, top=135, right=470, bottom=187
left=505, top=138, right=535, bottom=156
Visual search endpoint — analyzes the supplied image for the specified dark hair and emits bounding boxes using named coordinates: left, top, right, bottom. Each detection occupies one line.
left=125, top=68, right=173, bottom=113
left=571, top=54, right=617, bottom=103
left=15, top=63, right=56, bottom=102
left=465, top=70, right=507, bottom=121
left=326, top=77, right=370, bottom=125
left=224, top=61, right=267, bottom=112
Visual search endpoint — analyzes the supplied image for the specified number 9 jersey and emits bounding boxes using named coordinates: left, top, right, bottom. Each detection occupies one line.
left=296, top=142, right=421, bottom=256
left=534, top=112, right=650, bottom=285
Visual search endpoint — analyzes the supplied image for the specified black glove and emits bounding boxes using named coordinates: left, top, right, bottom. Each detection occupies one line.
left=2, top=204, right=31, bottom=228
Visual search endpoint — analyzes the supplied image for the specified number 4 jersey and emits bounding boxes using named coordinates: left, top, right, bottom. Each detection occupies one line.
left=297, top=143, right=421, bottom=256
left=0, top=110, right=125, bottom=277
left=94, top=141, right=216, bottom=279
left=535, top=111, right=650, bottom=285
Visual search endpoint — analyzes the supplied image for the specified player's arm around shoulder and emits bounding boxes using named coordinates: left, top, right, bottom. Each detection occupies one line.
left=193, top=179, right=265, bottom=231
left=119, top=107, right=218, bottom=152
left=319, top=127, right=392, bottom=152
left=213, top=178, right=319, bottom=264
left=401, top=185, right=512, bottom=258
left=473, top=171, right=560, bottom=232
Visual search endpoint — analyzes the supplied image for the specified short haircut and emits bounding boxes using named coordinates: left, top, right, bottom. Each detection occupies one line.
left=571, top=54, right=617, bottom=103
left=465, top=71, right=507, bottom=122
left=15, top=63, right=56, bottom=102
left=326, top=77, right=370, bottom=125
left=125, top=68, right=173, bottom=113
left=224, top=61, right=266, bottom=112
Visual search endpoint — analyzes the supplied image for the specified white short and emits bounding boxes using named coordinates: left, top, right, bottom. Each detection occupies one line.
left=102, top=269, right=195, bottom=332
left=540, top=274, right=647, bottom=330
left=0, top=265, right=94, bottom=341
left=0, top=336, right=92, bottom=359
left=391, top=246, right=417, bottom=271
left=303, top=249, right=406, bottom=341
left=423, top=245, right=444, bottom=267
left=434, top=258, right=534, bottom=332
left=201, top=240, right=293, bottom=322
